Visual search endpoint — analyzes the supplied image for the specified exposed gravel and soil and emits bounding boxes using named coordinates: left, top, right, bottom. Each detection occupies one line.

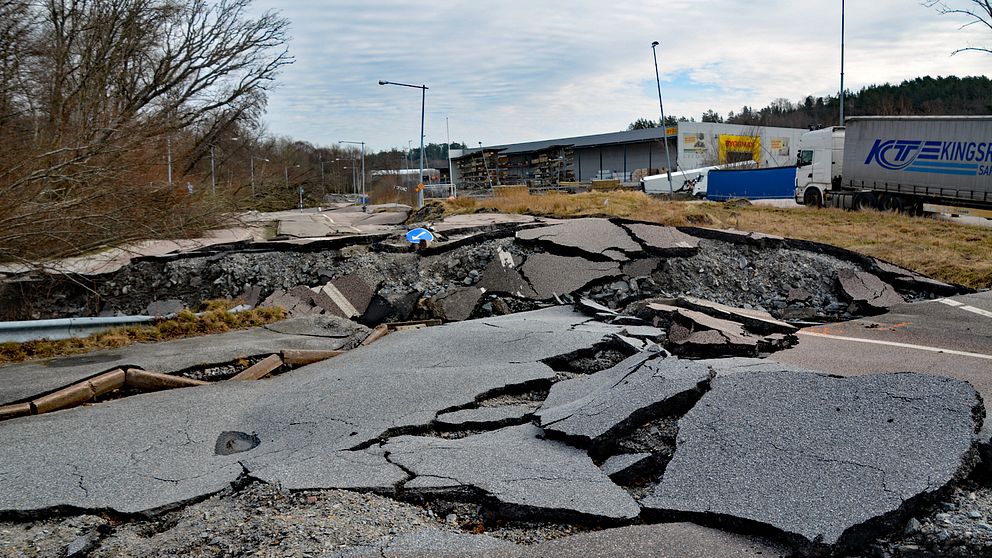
left=0, top=218, right=982, bottom=558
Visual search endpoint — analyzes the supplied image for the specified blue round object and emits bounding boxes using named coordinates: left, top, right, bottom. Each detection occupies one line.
left=405, top=228, right=435, bottom=243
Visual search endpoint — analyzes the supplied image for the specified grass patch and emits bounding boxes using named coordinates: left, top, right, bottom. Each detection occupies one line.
left=444, top=191, right=992, bottom=289
left=0, top=300, right=286, bottom=365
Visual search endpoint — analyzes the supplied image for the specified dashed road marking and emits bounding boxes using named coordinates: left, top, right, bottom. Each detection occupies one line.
left=936, top=298, right=992, bottom=318
left=961, top=305, right=992, bottom=319
left=798, top=331, right=992, bottom=361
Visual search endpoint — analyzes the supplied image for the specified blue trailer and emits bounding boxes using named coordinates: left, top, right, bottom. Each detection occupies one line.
left=706, top=166, right=797, bottom=201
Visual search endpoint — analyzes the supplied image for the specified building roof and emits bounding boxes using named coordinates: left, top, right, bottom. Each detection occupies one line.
left=454, top=127, right=672, bottom=160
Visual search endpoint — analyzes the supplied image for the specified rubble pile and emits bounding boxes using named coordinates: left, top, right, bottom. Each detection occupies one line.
left=0, top=218, right=960, bottom=327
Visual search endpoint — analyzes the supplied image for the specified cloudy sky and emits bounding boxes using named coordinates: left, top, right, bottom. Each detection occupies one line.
left=249, top=0, right=989, bottom=151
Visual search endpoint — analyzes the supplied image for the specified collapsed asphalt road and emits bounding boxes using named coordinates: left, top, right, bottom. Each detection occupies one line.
left=0, top=216, right=961, bottom=327
left=0, top=216, right=988, bottom=557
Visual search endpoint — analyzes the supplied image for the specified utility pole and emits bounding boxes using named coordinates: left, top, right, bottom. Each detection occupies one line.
left=479, top=142, right=493, bottom=191
left=210, top=145, right=216, bottom=196
left=166, top=137, right=173, bottom=188
left=840, top=0, right=846, bottom=126
left=379, top=80, right=429, bottom=208
left=651, top=41, right=674, bottom=194
left=446, top=117, right=455, bottom=197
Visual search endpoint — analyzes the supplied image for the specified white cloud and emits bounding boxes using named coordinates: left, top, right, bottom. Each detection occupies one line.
left=250, top=0, right=991, bottom=150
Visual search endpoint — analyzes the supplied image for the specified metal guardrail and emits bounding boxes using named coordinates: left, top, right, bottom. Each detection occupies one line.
left=0, top=316, right=157, bottom=343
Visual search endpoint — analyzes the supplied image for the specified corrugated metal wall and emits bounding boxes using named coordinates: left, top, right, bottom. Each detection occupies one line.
left=574, top=140, right=674, bottom=180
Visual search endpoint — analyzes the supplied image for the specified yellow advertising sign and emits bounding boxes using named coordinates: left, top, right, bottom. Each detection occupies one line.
left=718, top=135, right=761, bottom=164
left=665, top=126, right=678, bottom=137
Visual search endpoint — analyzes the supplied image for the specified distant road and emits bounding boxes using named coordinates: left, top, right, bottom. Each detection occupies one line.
left=772, top=291, right=992, bottom=435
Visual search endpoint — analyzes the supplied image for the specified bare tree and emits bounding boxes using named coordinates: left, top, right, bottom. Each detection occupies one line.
left=0, top=0, right=292, bottom=264
left=926, top=0, right=992, bottom=55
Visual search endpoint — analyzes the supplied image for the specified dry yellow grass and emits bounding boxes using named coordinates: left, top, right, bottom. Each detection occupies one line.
left=0, top=301, right=286, bottom=365
left=443, top=191, right=992, bottom=289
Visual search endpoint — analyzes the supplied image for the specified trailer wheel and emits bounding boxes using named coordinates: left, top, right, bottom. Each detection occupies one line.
left=880, top=194, right=905, bottom=213
left=853, top=192, right=877, bottom=211
left=803, top=188, right=823, bottom=208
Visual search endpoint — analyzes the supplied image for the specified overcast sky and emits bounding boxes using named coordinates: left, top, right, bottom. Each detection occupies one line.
left=249, top=0, right=989, bottom=151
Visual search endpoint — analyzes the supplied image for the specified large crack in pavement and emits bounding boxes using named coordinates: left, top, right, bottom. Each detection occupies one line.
left=0, top=217, right=983, bottom=557
left=2, top=217, right=958, bottom=326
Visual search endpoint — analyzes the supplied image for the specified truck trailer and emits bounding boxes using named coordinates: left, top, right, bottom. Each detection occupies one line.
left=794, top=116, right=992, bottom=215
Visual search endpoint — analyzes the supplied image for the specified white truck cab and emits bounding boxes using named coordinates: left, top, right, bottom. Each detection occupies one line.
left=795, top=127, right=845, bottom=206
left=642, top=165, right=721, bottom=196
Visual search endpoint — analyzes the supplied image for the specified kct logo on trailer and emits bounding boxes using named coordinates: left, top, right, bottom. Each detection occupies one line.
left=864, top=138, right=992, bottom=176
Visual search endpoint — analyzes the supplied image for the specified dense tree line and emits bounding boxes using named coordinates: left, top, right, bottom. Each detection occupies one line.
left=627, top=76, right=992, bottom=132
left=725, top=75, right=992, bottom=128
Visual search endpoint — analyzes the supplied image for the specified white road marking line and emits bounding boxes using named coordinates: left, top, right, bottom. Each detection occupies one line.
left=935, top=298, right=992, bottom=318
left=319, top=284, right=358, bottom=318
left=961, top=305, right=992, bottom=319
left=798, top=331, right=992, bottom=361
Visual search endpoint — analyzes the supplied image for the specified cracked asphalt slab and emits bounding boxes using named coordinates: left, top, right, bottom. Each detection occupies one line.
left=0, top=307, right=625, bottom=515
left=642, top=370, right=983, bottom=552
left=772, top=291, right=992, bottom=440
left=384, top=424, right=641, bottom=521
left=537, top=349, right=712, bottom=448
left=0, top=321, right=365, bottom=407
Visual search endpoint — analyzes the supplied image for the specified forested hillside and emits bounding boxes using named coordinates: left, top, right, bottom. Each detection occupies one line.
left=724, top=76, right=992, bottom=128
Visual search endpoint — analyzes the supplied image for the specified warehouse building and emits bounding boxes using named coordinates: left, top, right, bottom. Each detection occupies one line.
left=450, top=122, right=809, bottom=190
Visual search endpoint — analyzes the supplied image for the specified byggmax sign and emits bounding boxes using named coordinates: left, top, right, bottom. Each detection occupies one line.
left=864, top=139, right=992, bottom=176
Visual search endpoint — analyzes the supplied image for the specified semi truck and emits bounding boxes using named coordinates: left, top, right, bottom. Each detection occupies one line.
left=794, top=116, right=992, bottom=215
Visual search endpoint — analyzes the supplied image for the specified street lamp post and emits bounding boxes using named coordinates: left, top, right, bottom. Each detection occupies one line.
left=166, top=137, right=173, bottom=188
left=284, top=164, right=300, bottom=189
left=250, top=156, right=269, bottom=197
left=339, top=141, right=365, bottom=204
left=840, top=0, right=846, bottom=126
left=210, top=145, right=216, bottom=196
left=446, top=116, right=455, bottom=197
left=211, top=137, right=241, bottom=196
left=479, top=142, right=493, bottom=190
left=650, top=41, right=674, bottom=194
left=379, top=79, right=428, bottom=208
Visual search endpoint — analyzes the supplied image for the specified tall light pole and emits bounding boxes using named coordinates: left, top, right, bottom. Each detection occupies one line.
left=651, top=41, right=674, bottom=194
left=379, top=79, right=428, bottom=208
left=166, top=137, right=173, bottom=188
left=250, top=157, right=269, bottom=197
left=479, top=141, right=493, bottom=190
left=212, top=137, right=241, bottom=196
left=840, top=0, right=846, bottom=126
left=339, top=141, right=365, bottom=204
left=284, top=164, right=300, bottom=189
left=446, top=116, right=455, bottom=197
left=210, top=145, right=216, bottom=196
left=319, top=154, right=325, bottom=193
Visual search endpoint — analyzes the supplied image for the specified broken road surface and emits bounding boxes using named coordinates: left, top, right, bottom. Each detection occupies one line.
left=0, top=306, right=985, bottom=557
left=641, top=370, right=983, bottom=552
